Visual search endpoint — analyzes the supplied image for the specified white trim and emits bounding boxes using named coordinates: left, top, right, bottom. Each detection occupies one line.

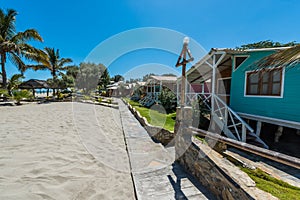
left=243, top=67, right=285, bottom=98
left=244, top=47, right=291, bottom=52
left=233, top=55, right=249, bottom=71
left=238, top=112, right=300, bottom=130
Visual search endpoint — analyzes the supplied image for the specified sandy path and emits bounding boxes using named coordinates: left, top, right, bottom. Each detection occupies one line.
left=0, top=102, right=135, bottom=200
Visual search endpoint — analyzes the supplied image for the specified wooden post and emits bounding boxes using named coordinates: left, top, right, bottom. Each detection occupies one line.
left=256, top=121, right=262, bottom=137
left=274, top=126, right=283, bottom=143
left=175, top=37, right=194, bottom=107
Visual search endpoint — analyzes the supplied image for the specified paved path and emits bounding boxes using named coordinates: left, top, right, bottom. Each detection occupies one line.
left=118, top=100, right=215, bottom=200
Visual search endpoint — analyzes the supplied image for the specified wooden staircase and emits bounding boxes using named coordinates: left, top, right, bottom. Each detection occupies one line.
left=186, top=93, right=269, bottom=149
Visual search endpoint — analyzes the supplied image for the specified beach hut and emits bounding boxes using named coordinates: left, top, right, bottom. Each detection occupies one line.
left=19, top=79, right=50, bottom=97
left=180, top=47, right=300, bottom=149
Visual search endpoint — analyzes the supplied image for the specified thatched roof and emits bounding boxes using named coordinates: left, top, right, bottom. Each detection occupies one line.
left=253, top=45, right=300, bottom=69
left=19, top=79, right=50, bottom=89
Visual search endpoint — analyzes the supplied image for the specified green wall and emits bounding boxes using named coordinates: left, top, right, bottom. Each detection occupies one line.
left=230, top=51, right=300, bottom=123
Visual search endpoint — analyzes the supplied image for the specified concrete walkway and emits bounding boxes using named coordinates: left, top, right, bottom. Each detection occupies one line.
left=118, top=100, right=215, bottom=200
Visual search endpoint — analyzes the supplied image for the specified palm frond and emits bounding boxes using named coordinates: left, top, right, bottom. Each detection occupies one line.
left=19, top=43, right=47, bottom=63
left=11, top=29, right=43, bottom=43
left=255, top=45, right=300, bottom=69
left=0, top=41, right=19, bottom=52
left=10, top=73, right=23, bottom=82
left=44, top=47, right=57, bottom=67
left=27, top=64, right=49, bottom=71
left=58, top=58, right=73, bottom=68
left=0, top=9, right=17, bottom=39
left=8, top=52, right=26, bottom=73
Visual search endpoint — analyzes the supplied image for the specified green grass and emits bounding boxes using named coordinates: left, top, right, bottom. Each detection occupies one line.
left=195, top=135, right=300, bottom=200
left=124, top=98, right=176, bottom=132
left=240, top=167, right=300, bottom=200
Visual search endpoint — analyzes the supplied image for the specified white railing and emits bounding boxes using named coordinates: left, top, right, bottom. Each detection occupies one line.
left=146, top=92, right=161, bottom=102
left=213, top=95, right=253, bottom=142
left=183, top=92, right=254, bottom=142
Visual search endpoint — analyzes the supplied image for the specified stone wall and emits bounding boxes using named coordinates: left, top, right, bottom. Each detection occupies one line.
left=178, top=137, right=277, bottom=200
left=175, top=107, right=277, bottom=200
left=123, top=100, right=175, bottom=146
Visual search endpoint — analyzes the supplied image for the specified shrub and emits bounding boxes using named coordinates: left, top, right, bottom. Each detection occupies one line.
left=0, top=89, right=9, bottom=97
left=12, top=90, right=33, bottom=105
left=159, top=88, right=177, bottom=113
left=83, top=95, right=91, bottom=100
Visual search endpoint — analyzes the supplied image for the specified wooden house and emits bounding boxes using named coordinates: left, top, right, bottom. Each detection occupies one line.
left=179, top=47, right=300, bottom=149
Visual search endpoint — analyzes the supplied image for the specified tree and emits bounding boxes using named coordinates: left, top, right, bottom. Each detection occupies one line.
left=30, top=47, right=73, bottom=95
left=161, top=73, right=177, bottom=77
left=99, top=68, right=110, bottom=89
left=0, top=8, right=44, bottom=89
left=7, top=73, right=23, bottom=96
left=76, top=62, right=106, bottom=93
left=56, top=65, right=79, bottom=88
left=111, top=74, right=124, bottom=82
left=65, top=65, right=79, bottom=80
left=159, top=88, right=176, bottom=113
left=237, top=40, right=298, bottom=50
left=142, top=73, right=156, bottom=81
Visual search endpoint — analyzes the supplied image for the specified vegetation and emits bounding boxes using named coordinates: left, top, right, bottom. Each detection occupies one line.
left=125, top=98, right=176, bottom=132
left=142, top=73, right=156, bottom=81
left=237, top=40, right=298, bottom=50
left=12, top=89, right=33, bottom=105
left=253, top=45, right=300, bottom=69
left=29, top=47, right=73, bottom=95
left=240, top=167, right=300, bottom=200
left=7, top=73, right=23, bottom=96
left=159, top=88, right=176, bottom=113
left=0, top=88, right=9, bottom=98
left=76, top=62, right=107, bottom=93
left=111, top=74, right=124, bottom=82
left=98, top=68, right=110, bottom=90
left=237, top=40, right=300, bottom=70
left=0, top=8, right=44, bottom=89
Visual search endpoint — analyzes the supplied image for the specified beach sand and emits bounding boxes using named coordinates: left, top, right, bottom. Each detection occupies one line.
left=0, top=102, right=135, bottom=200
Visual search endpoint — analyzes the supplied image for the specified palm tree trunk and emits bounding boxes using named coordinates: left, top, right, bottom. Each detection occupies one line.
left=52, top=70, right=56, bottom=96
left=1, top=53, right=7, bottom=88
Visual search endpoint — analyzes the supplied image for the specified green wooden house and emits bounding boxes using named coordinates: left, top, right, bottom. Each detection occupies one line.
left=180, top=47, right=300, bottom=149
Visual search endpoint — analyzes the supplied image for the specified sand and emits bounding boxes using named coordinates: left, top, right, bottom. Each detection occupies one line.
left=0, top=102, right=135, bottom=200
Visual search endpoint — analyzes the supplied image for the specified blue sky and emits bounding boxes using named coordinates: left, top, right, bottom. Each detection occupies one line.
left=2, top=0, right=300, bottom=80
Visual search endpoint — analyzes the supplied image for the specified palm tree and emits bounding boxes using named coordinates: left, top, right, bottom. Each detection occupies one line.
left=254, top=45, right=300, bottom=69
left=0, top=8, right=44, bottom=89
left=31, top=47, right=72, bottom=95
left=7, top=73, right=23, bottom=96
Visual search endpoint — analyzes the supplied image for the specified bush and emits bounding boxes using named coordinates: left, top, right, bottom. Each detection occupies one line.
left=0, top=89, right=9, bottom=97
left=12, top=90, right=33, bottom=105
left=83, top=95, right=91, bottom=100
left=159, top=88, right=177, bottom=113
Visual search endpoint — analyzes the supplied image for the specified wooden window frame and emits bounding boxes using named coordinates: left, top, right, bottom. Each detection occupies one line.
left=245, top=67, right=284, bottom=97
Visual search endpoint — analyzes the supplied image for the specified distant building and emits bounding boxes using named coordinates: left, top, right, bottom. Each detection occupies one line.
left=145, top=75, right=177, bottom=101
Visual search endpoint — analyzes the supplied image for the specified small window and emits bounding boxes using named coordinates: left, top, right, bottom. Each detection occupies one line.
left=246, top=68, right=283, bottom=96
left=234, top=56, right=248, bottom=70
